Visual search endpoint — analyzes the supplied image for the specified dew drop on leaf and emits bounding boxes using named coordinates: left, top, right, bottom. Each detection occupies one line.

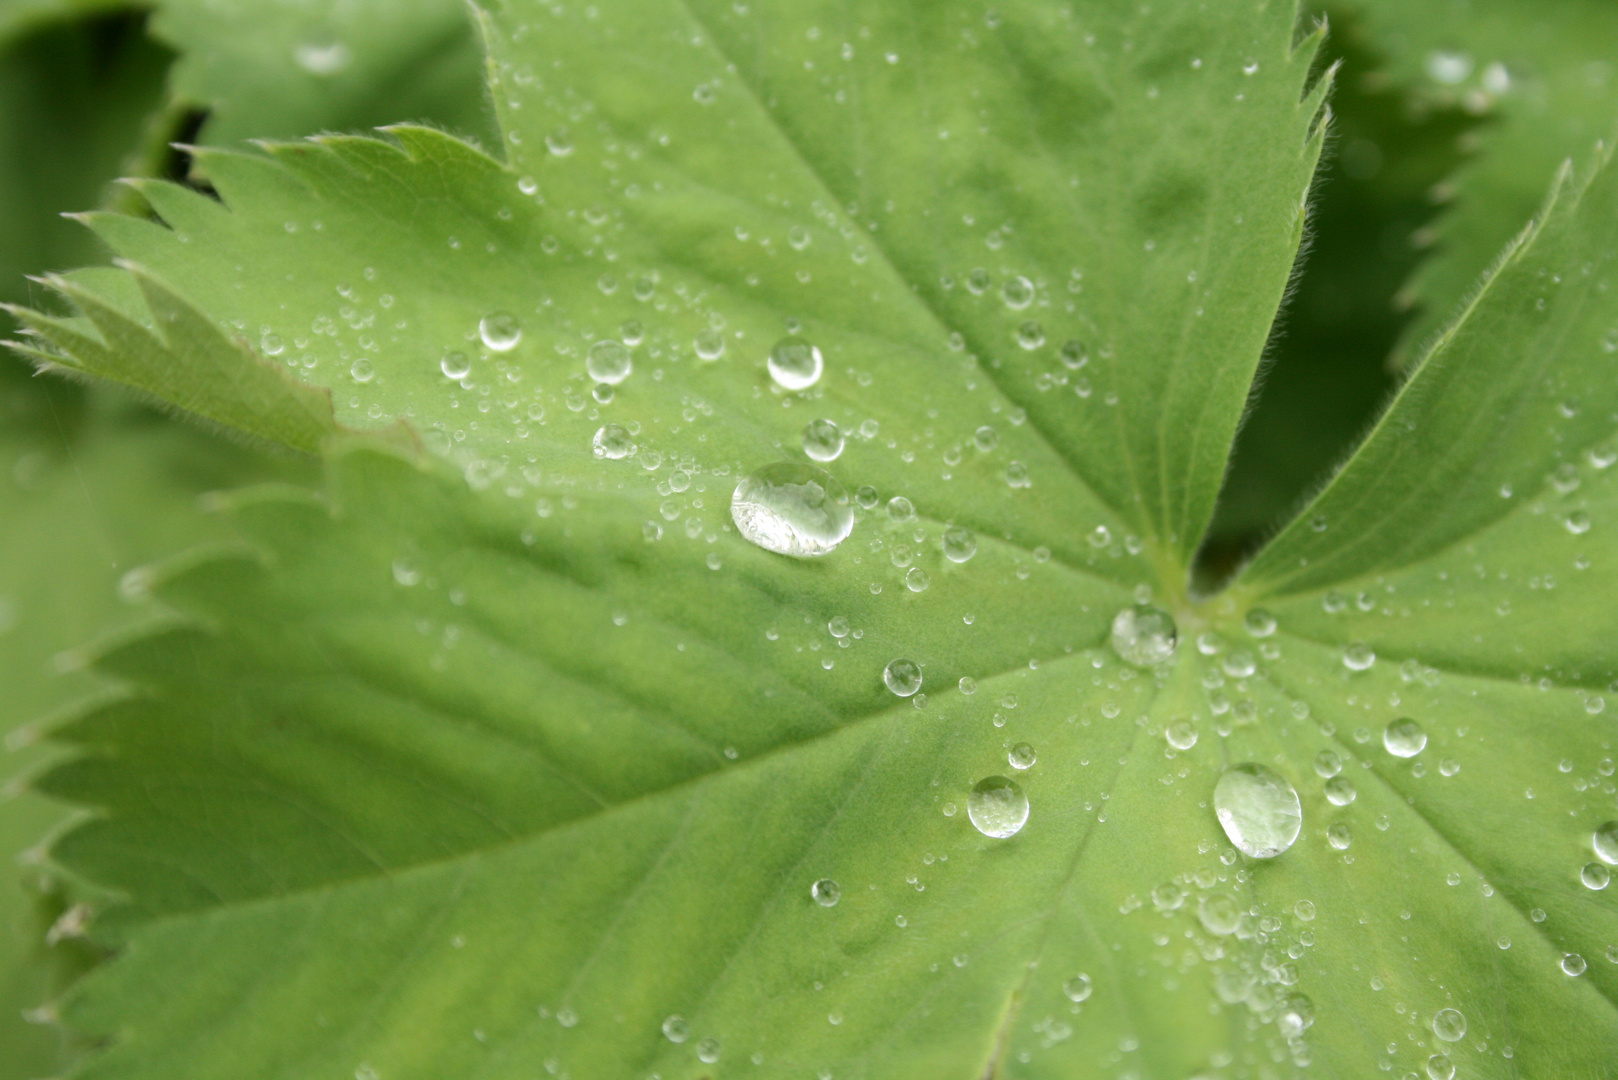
left=942, top=526, right=977, bottom=563
left=662, top=1015, right=689, bottom=1043
left=1058, top=338, right=1088, bottom=368
left=1197, top=893, right=1241, bottom=935
left=730, top=463, right=853, bottom=557
left=1015, top=320, right=1044, bottom=350
left=1324, top=777, right=1356, bottom=806
left=592, top=424, right=636, bottom=460
left=957, top=675, right=977, bottom=695
left=883, top=658, right=922, bottom=697
left=1342, top=642, right=1376, bottom=671
left=768, top=337, right=824, bottom=390
left=801, top=418, right=844, bottom=461
left=586, top=339, right=632, bottom=385
left=1008, top=742, right=1036, bottom=769
left=1214, top=763, right=1302, bottom=858
left=1431, top=1008, right=1466, bottom=1042
left=810, top=878, right=841, bottom=907
left=1314, top=750, right=1342, bottom=778
left=1593, top=820, right=1618, bottom=864
left=478, top=311, right=521, bottom=352
left=1427, top=1054, right=1455, bottom=1080
left=1383, top=718, right=1428, bottom=758
left=694, top=329, right=726, bottom=360
left=440, top=351, right=472, bottom=380
left=967, top=775, right=1028, bottom=838
left=1062, top=973, right=1093, bottom=1003
left=1165, top=721, right=1198, bottom=750
left=1244, top=607, right=1277, bottom=637
left=1001, top=275, right=1034, bottom=309
left=1581, top=862, right=1610, bottom=890
left=696, top=1036, right=721, bottom=1063
left=1110, top=603, right=1177, bottom=666
left=1562, top=953, right=1587, bottom=977
left=973, top=425, right=998, bottom=452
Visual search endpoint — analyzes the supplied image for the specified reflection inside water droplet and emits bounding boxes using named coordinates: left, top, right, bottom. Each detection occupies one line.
left=730, top=463, right=854, bottom=557
left=967, top=775, right=1028, bottom=838
left=1110, top=604, right=1177, bottom=666
left=1214, top=764, right=1302, bottom=858
left=811, top=878, right=841, bottom=906
left=883, top=658, right=923, bottom=697
left=801, top=418, right=844, bottom=462
left=1384, top=717, right=1427, bottom=758
left=768, top=337, right=824, bottom=390
left=586, top=339, right=632, bottom=384
left=478, top=311, right=521, bottom=352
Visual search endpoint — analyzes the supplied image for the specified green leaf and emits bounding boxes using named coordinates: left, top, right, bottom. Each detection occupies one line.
left=150, top=0, right=496, bottom=149
left=13, top=1, right=1618, bottom=1078
left=1334, top=0, right=1618, bottom=366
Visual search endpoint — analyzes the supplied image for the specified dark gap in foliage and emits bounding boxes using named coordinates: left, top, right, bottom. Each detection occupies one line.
left=1195, top=10, right=1485, bottom=589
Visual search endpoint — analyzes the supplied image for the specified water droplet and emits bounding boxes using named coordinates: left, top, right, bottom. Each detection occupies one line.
left=1214, top=764, right=1302, bottom=859
left=1383, top=718, right=1427, bottom=758
left=592, top=424, right=636, bottom=460
left=1001, top=275, right=1034, bottom=310
left=1582, top=862, right=1611, bottom=890
left=586, top=339, right=632, bottom=385
left=1197, top=893, right=1241, bottom=935
left=479, top=311, right=521, bottom=352
left=440, top=351, right=472, bottom=380
left=1327, top=823, right=1352, bottom=849
left=884, top=658, right=923, bottom=697
left=1244, top=608, right=1277, bottom=637
left=294, top=41, right=351, bottom=75
left=1058, top=339, right=1088, bottom=368
left=1015, top=320, right=1045, bottom=350
left=887, top=496, right=916, bottom=523
left=801, top=418, right=844, bottom=461
left=556, top=1008, right=577, bottom=1027
left=1165, top=721, right=1198, bottom=750
left=1008, top=742, right=1036, bottom=769
left=1110, top=604, right=1177, bottom=666
left=1062, top=973, right=1093, bottom=1003
left=967, top=775, right=1028, bottom=838
left=958, top=676, right=977, bottom=695
left=973, top=425, right=999, bottom=452
left=1277, top=994, right=1314, bottom=1038
left=768, top=337, right=824, bottom=390
left=1427, top=1054, right=1455, bottom=1080
left=905, top=567, right=930, bottom=592
left=855, top=485, right=879, bottom=510
left=811, top=878, right=841, bottom=906
left=942, top=526, right=978, bottom=563
left=1342, top=642, right=1376, bottom=671
left=1566, top=510, right=1592, bottom=535
left=1430, top=1008, right=1466, bottom=1042
left=1593, top=821, right=1618, bottom=864
left=545, top=130, right=574, bottom=156
left=1426, top=49, right=1473, bottom=84
left=1562, top=952, right=1587, bottom=977
left=731, top=463, right=854, bottom=557
left=662, top=1015, right=689, bottom=1043
left=350, top=357, right=375, bottom=383
left=1324, top=777, right=1356, bottom=806
left=692, top=329, right=725, bottom=361
left=1314, top=750, right=1342, bottom=778
left=696, top=1036, right=722, bottom=1063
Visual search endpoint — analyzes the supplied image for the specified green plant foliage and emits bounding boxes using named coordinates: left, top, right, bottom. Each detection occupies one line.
left=1331, top=0, right=1618, bottom=365
left=5, top=0, right=1618, bottom=1078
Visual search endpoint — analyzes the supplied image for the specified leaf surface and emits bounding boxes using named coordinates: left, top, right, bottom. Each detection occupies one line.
left=11, top=1, right=1618, bottom=1078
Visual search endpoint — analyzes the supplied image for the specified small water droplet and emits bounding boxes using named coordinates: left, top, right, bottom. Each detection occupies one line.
left=696, top=1036, right=722, bottom=1063
left=479, top=311, right=522, bottom=352
left=1314, top=750, right=1342, bottom=778
left=693, top=329, right=726, bottom=361
left=731, top=463, right=854, bottom=557
left=586, top=339, right=632, bottom=385
left=768, top=337, right=824, bottom=390
left=1015, top=320, right=1045, bottom=350
left=1110, top=604, right=1177, bottom=666
left=1008, top=742, right=1036, bottom=769
left=957, top=676, right=977, bottom=695
left=440, top=351, right=472, bottom=380
left=1592, top=820, right=1618, bottom=864
left=1562, top=952, right=1587, bottom=977
left=1001, top=275, right=1034, bottom=310
left=1214, top=763, right=1302, bottom=859
left=1582, top=862, right=1611, bottom=890
left=1342, top=642, right=1376, bottom=671
left=1431, top=1008, right=1466, bottom=1042
left=1324, top=777, right=1356, bottom=806
left=1165, top=721, right=1198, bottom=750
left=1427, top=1054, right=1455, bottom=1080
left=1062, top=973, right=1093, bottom=1003
left=811, top=878, right=841, bottom=906
left=1197, top=893, right=1241, bottom=935
left=350, top=357, right=375, bottom=383
left=1383, top=718, right=1427, bottom=758
left=1058, top=339, right=1088, bottom=368
left=973, top=425, right=999, bottom=452
left=592, top=424, right=636, bottom=460
left=884, top=658, right=923, bottom=697
left=1327, top=823, right=1352, bottom=849
left=967, top=775, right=1028, bottom=838
left=942, top=526, right=978, bottom=563
left=801, top=418, right=844, bottom=461
left=1244, top=608, right=1276, bottom=637
left=662, top=1015, right=689, bottom=1043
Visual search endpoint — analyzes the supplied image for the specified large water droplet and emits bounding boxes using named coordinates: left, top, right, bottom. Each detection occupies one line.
left=942, top=526, right=978, bottom=563
left=883, top=658, right=922, bottom=697
left=730, top=463, right=854, bottom=557
left=1383, top=718, right=1427, bottom=758
left=586, top=339, right=632, bottom=384
left=592, top=424, right=636, bottom=459
left=967, top=775, right=1028, bottom=838
left=1197, top=893, right=1241, bottom=936
left=811, top=878, right=841, bottom=906
left=1593, top=820, right=1618, bottom=864
left=801, top=418, right=844, bottom=462
left=1431, top=1008, right=1466, bottom=1042
left=1062, top=973, right=1093, bottom=1003
left=768, top=337, right=824, bottom=390
left=1214, top=764, right=1302, bottom=859
left=1110, top=604, right=1177, bottom=666
left=479, top=311, right=521, bottom=352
